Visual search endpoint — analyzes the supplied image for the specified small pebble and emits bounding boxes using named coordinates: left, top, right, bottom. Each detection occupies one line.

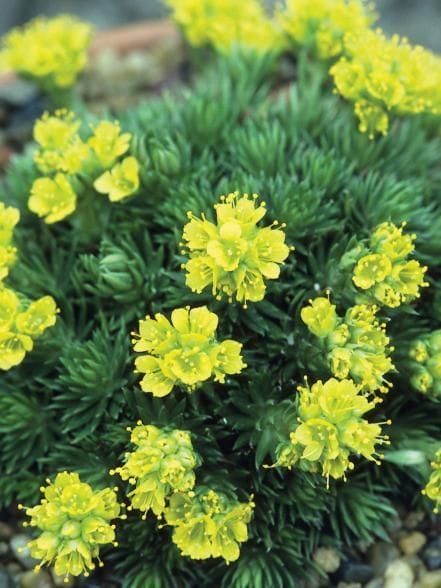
left=399, top=531, right=427, bottom=555
left=0, top=569, right=16, bottom=588
left=10, top=534, right=39, bottom=570
left=20, top=569, right=53, bottom=588
left=365, top=579, right=384, bottom=588
left=338, top=560, right=374, bottom=584
left=404, top=511, right=425, bottom=530
left=313, top=546, right=341, bottom=573
left=423, top=538, right=441, bottom=571
left=0, top=521, right=14, bottom=540
left=368, top=541, right=400, bottom=576
left=384, top=559, right=414, bottom=588
left=420, top=569, right=441, bottom=588
left=0, top=540, right=9, bottom=557
left=337, top=583, right=362, bottom=588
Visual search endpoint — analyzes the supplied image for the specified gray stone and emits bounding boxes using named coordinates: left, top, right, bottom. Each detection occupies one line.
left=420, top=570, right=441, bottom=588
left=423, top=538, right=441, bottom=571
left=0, top=570, right=16, bottom=588
left=368, top=541, right=401, bottom=576
left=0, top=541, right=10, bottom=557
left=402, top=554, right=427, bottom=578
left=365, top=579, right=384, bottom=588
left=313, top=546, right=341, bottom=573
left=20, top=570, right=53, bottom=588
left=0, top=522, right=14, bottom=540
left=399, top=531, right=427, bottom=555
left=337, top=583, right=362, bottom=588
left=338, top=560, right=374, bottom=584
left=10, top=535, right=39, bottom=570
left=403, top=511, right=425, bottom=530
left=384, top=559, right=414, bottom=588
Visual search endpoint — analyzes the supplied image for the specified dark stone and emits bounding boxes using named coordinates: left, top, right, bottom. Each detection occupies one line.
left=0, top=570, right=16, bottom=588
left=423, top=537, right=441, bottom=571
left=335, top=560, right=375, bottom=584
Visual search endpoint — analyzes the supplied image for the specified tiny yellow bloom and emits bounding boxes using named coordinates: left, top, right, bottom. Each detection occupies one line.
left=182, top=192, right=291, bottom=306
left=15, top=296, right=58, bottom=337
left=94, top=156, right=140, bottom=202
left=28, top=173, right=77, bottom=223
left=132, top=306, right=245, bottom=397
left=21, top=472, right=121, bottom=580
left=88, top=121, right=131, bottom=168
left=0, top=15, right=93, bottom=90
left=422, top=449, right=441, bottom=513
left=0, top=331, right=33, bottom=370
left=0, top=202, right=20, bottom=280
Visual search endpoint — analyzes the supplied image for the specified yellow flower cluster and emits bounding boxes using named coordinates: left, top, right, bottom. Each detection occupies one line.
left=422, top=449, right=441, bottom=513
left=408, top=331, right=441, bottom=399
left=19, top=472, right=122, bottom=580
left=182, top=192, right=291, bottom=306
left=279, top=0, right=375, bottom=59
left=330, top=30, right=441, bottom=137
left=0, top=15, right=92, bottom=90
left=273, top=378, right=390, bottom=483
left=166, top=0, right=281, bottom=52
left=133, top=306, right=245, bottom=397
left=164, top=488, right=254, bottom=562
left=301, top=297, right=394, bottom=393
left=29, top=111, right=140, bottom=224
left=0, top=203, right=20, bottom=280
left=350, top=222, right=428, bottom=308
left=111, top=423, right=198, bottom=518
left=0, top=286, right=57, bottom=370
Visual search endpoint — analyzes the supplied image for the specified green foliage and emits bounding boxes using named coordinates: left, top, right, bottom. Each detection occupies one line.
left=1, top=50, right=441, bottom=586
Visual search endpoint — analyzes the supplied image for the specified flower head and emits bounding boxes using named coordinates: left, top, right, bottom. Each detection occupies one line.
left=301, top=296, right=394, bottom=393
left=0, top=203, right=20, bottom=280
left=273, top=378, right=390, bottom=483
left=111, top=422, right=198, bottom=518
left=19, top=472, right=121, bottom=580
left=408, top=330, right=441, bottom=400
left=33, top=110, right=89, bottom=175
left=164, top=488, right=254, bottom=562
left=0, top=15, right=92, bottom=90
left=132, top=306, right=245, bottom=397
left=422, top=449, right=441, bottom=513
left=330, top=29, right=441, bottom=137
left=182, top=192, right=291, bottom=306
left=0, top=286, right=58, bottom=370
left=88, top=121, right=131, bottom=168
left=279, top=0, right=375, bottom=59
left=350, top=223, right=428, bottom=308
left=167, top=0, right=281, bottom=52
left=29, top=174, right=77, bottom=224
left=94, top=156, right=140, bottom=202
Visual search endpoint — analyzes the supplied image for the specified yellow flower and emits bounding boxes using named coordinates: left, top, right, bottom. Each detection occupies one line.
left=0, top=331, right=33, bottom=370
left=19, top=472, right=121, bottom=580
left=0, top=202, right=20, bottom=280
left=0, top=15, right=93, bottom=90
left=350, top=223, right=428, bottom=308
left=166, top=0, right=282, bottom=52
left=111, top=422, right=198, bottom=518
left=88, top=121, right=132, bottom=168
left=164, top=488, right=254, bottom=562
left=330, top=29, right=441, bottom=137
left=422, top=449, right=441, bottom=513
left=273, top=378, right=390, bottom=483
left=182, top=192, right=291, bottom=306
left=33, top=110, right=89, bottom=175
left=29, top=174, right=77, bottom=223
left=132, top=306, right=245, bottom=397
left=94, top=156, right=140, bottom=202
left=409, top=331, right=441, bottom=400
left=15, top=296, right=58, bottom=337
left=279, top=0, right=375, bottom=59
left=301, top=297, right=394, bottom=393
left=0, top=286, right=58, bottom=370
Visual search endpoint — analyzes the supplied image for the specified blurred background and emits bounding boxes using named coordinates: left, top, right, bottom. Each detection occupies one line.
left=1, top=0, right=441, bottom=52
